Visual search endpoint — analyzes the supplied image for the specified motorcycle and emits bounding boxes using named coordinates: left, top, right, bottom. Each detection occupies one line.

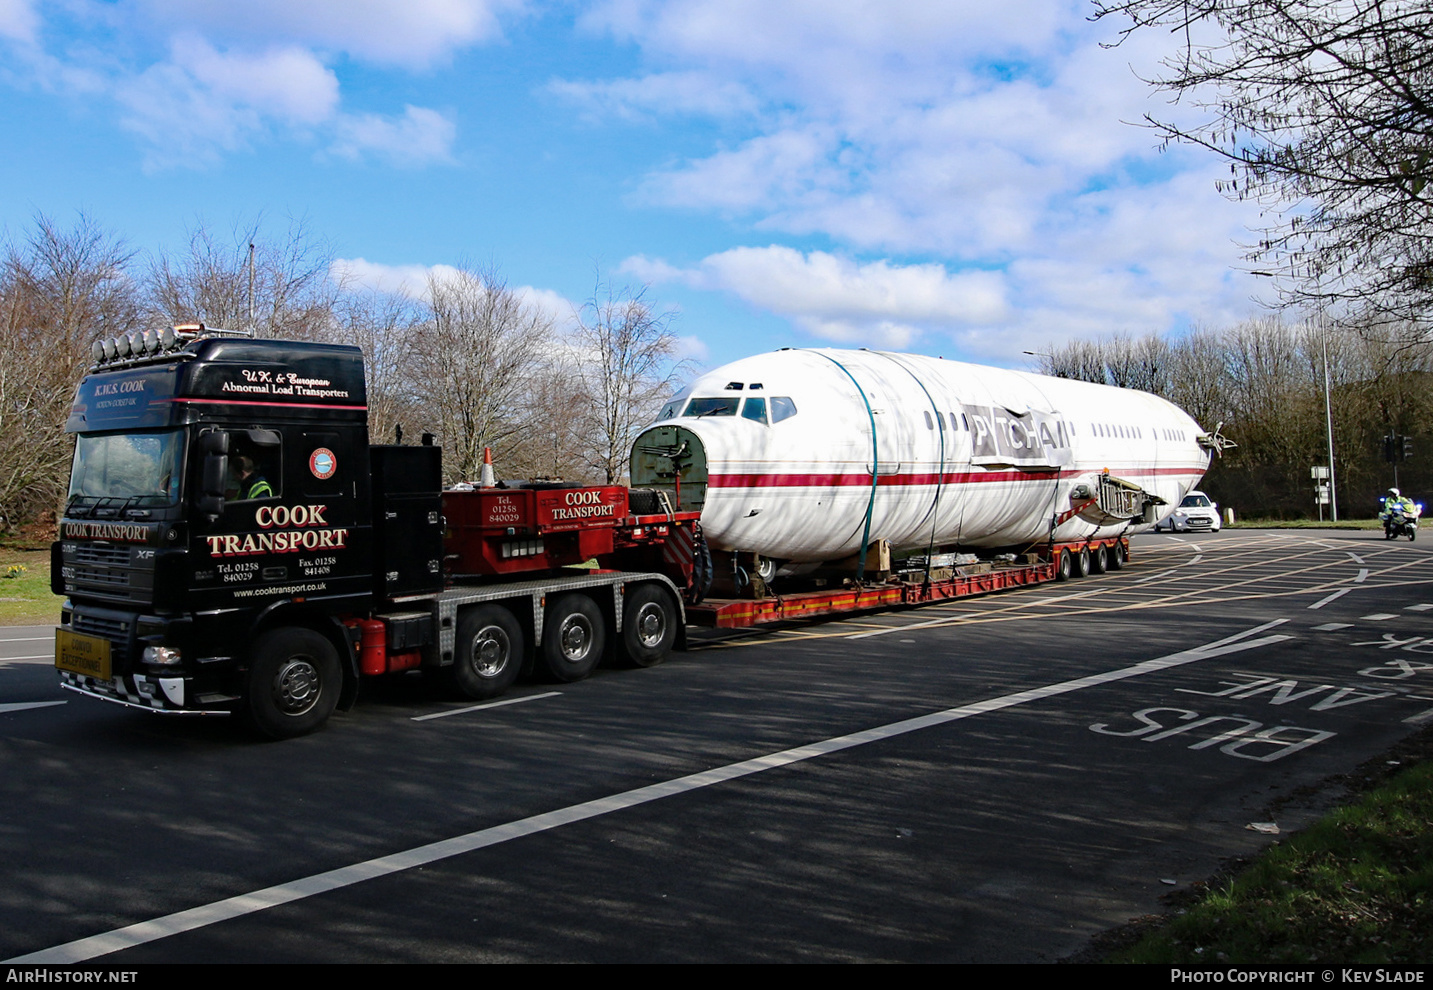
left=1384, top=504, right=1421, bottom=541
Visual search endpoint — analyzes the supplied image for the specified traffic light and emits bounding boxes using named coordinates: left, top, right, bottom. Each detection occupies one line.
left=1383, top=434, right=1415, bottom=463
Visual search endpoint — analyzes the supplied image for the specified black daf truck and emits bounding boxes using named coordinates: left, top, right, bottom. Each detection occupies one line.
left=52, top=327, right=445, bottom=738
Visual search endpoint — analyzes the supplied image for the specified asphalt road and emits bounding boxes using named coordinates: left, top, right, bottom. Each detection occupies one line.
left=3, top=528, right=1432, bottom=963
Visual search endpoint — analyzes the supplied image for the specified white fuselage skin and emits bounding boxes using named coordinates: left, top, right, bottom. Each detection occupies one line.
left=632, top=348, right=1211, bottom=564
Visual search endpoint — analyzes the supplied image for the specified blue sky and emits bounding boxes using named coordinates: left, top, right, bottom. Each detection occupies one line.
left=0, top=0, right=1271, bottom=372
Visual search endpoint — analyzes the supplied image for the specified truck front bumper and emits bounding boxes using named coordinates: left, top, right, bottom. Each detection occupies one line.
left=58, top=668, right=230, bottom=715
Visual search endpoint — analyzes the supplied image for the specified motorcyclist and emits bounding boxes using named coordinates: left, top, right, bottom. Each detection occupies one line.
left=1380, top=488, right=1419, bottom=532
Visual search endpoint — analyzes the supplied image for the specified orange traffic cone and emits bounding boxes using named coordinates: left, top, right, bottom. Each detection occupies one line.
left=479, top=447, right=496, bottom=488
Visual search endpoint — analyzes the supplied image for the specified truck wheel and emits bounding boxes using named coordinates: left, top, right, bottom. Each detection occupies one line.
left=1074, top=549, right=1091, bottom=578
left=1090, top=544, right=1108, bottom=574
left=1108, top=542, right=1125, bottom=570
left=245, top=628, right=340, bottom=740
left=540, top=594, right=605, bottom=682
left=449, top=605, right=523, bottom=700
left=621, top=584, right=677, bottom=668
left=1055, top=549, right=1072, bottom=581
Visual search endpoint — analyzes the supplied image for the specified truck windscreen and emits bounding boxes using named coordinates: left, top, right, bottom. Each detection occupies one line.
left=68, top=430, right=183, bottom=506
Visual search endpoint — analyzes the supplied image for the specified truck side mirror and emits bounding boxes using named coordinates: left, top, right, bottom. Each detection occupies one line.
left=199, top=431, right=230, bottom=456
left=198, top=431, right=229, bottom=522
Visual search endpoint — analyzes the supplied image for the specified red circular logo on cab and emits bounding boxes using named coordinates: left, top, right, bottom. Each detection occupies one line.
left=309, top=448, right=337, bottom=480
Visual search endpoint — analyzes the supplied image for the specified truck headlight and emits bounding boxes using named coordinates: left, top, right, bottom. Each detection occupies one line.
left=143, top=646, right=182, bottom=665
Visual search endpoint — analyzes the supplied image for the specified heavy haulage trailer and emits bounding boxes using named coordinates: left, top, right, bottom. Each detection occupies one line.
left=53, top=327, right=1132, bottom=738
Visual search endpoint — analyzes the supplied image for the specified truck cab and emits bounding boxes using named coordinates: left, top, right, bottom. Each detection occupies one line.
left=53, top=327, right=402, bottom=735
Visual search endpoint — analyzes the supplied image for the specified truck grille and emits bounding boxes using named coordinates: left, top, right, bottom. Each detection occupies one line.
left=74, top=568, right=129, bottom=587
left=72, top=544, right=130, bottom=566
left=72, top=613, right=132, bottom=665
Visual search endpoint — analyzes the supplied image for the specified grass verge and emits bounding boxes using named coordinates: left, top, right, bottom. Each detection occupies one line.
left=1226, top=518, right=1383, bottom=529
left=0, top=545, right=61, bottom=626
left=1101, top=731, right=1433, bottom=964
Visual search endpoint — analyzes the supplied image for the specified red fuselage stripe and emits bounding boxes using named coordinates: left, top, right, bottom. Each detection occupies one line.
left=708, top=466, right=1201, bottom=488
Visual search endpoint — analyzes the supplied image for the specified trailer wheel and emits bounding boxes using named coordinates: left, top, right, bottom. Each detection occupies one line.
left=621, top=584, right=678, bottom=668
left=1074, top=549, right=1091, bottom=578
left=1055, top=549, right=1073, bottom=581
left=1090, top=544, right=1108, bottom=574
left=449, top=605, right=523, bottom=700
left=245, top=628, right=340, bottom=740
left=540, top=594, right=605, bottom=682
left=1108, top=542, right=1125, bottom=570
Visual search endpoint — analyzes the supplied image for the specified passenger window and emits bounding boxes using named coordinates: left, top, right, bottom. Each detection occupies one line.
left=770, top=397, right=798, bottom=423
left=923, top=411, right=933, bottom=430
left=741, top=397, right=768, bottom=424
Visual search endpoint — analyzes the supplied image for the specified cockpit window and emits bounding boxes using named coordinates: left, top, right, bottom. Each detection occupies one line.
left=741, top=397, right=767, bottom=424
left=657, top=399, right=684, bottom=421
left=685, top=396, right=740, bottom=418
left=770, top=396, right=797, bottom=423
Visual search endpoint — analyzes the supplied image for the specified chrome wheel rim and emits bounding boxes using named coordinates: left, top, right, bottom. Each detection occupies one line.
left=634, top=602, right=666, bottom=648
left=470, top=625, right=511, bottom=678
left=558, top=613, right=594, bottom=662
left=273, top=657, right=321, bottom=715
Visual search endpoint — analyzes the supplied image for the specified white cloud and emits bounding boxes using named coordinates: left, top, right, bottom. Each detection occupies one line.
left=132, top=0, right=522, bottom=67
left=548, top=70, right=760, bottom=121
left=0, top=0, right=38, bottom=42
left=330, top=105, right=456, bottom=167
left=333, top=258, right=578, bottom=325
left=115, top=38, right=339, bottom=165
left=627, top=246, right=1009, bottom=348
left=572, top=0, right=1268, bottom=364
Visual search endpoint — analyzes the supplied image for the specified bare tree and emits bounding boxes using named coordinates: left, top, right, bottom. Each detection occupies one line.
left=573, top=278, right=685, bottom=485
left=1093, top=0, right=1433, bottom=336
left=330, top=290, right=424, bottom=447
left=0, top=214, right=141, bottom=528
left=407, top=265, right=551, bottom=485
left=146, top=216, right=337, bottom=338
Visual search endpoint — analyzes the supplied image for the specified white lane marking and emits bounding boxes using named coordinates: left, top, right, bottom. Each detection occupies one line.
left=1407, top=604, right=1433, bottom=612
left=1347, top=552, right=1366, bottom=564
left=1190, top=554, right=1204, bottom=566
left=0, top=655, right=55, bottom=663
left=1308, top=589, right=1351, bottom=610
left=0, top=701, right=65, bottom=714
left=0, top=637, right=54, bottom=644
left=411, top=692, right=561, bottom=722
left=1312, top=622, right=1353, bottom=632
left=1355, top=569, right=1369, bottom=583
left=1361, top=613, right=1399, bottom=621
left=1403, top=709, right=1433, bottom=726
left=1137, top=569, right=1179, bottom=583
left=8, top=621, right=1291, bottom=965
left=846, top=590, right=1104, bottom=639
left=1189, top=544, right=1202, bottom=552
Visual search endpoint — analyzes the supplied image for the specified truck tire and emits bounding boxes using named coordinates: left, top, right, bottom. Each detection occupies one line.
left=1108, top=542, right=1125, bottom=570
left=620, top=584, right=677, bottom=668
left=1074, top=549, right=1091, bottom=578
left=245, top=628, right=340, bottom=740
left=1090, top=544, right=1108, bottom=574
left=1055, top=549, right=1072, bottom=581
left=540, top=594, right=605, bottom=682
left=449, top=605, right=523, bottom=700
